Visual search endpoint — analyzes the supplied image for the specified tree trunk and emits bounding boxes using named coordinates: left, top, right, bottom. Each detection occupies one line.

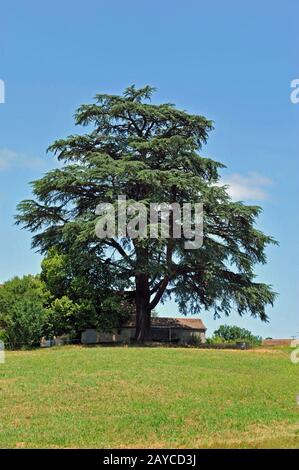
left=135, top=273, right=151, bottom=342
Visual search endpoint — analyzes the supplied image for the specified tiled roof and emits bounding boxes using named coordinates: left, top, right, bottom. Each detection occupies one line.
left=126, top=316, right=206, bottom=330
left=262, top=339, right=292, bottom=346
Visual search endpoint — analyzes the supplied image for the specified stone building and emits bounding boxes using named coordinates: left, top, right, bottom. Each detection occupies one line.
left=81, top=316, right=206, bottom=345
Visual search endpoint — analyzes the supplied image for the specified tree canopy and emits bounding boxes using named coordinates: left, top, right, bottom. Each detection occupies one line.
left=211, top=324, right=262, bottom=345
left=0, top=275, right=49, bottom=348
left=0, top=254, right=130, bottom=348
left=41, top=247, right=131, bottom=334
left=16, top=85, right=277, bottom=341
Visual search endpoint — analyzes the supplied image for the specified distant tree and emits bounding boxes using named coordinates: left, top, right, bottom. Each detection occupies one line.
left=212, top=324, right=262, bottom=345
left=0, top=275, right=50, bottom=348
left=16, top=85, right=277, bottom=342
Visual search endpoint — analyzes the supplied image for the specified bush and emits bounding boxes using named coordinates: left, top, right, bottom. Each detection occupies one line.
left=187, top=334, right=202, bottom=347
left=209, top=325, right=262, bottom=346
left=44, top=296, right=81, bottom=338
left=206, top=336, right=224, bottom=345
left=0, top=275, right=50, bottom=348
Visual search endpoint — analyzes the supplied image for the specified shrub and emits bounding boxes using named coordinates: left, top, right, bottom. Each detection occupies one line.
left=0, top=275, right=50, bottom=348
left=187, top=334, right=202, bottom=347
left=209, top=325, right=262, bottom=346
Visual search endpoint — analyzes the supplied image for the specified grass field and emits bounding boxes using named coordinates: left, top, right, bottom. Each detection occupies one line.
left=0, top=345, right=298, bottom=448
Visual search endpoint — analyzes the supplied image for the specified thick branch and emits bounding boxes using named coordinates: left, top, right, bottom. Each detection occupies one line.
left=150, top=275, right=170, bottom=310
left=105, top=239, right=135, bottom=266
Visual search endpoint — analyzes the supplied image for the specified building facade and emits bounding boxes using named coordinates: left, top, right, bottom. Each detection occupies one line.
left=81, top=317, right=206, bottom=345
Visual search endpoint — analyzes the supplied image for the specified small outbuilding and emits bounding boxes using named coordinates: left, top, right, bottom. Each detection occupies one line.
left=81, top=316, right=206, bottom=345
left=262, top=338, right=299, bottom=347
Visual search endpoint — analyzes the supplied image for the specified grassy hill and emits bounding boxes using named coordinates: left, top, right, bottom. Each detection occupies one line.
left=0, top=346, right=298, bottom=448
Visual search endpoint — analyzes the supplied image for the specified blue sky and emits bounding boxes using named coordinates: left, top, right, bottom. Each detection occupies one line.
left=0, top=0, right=298, bottom=338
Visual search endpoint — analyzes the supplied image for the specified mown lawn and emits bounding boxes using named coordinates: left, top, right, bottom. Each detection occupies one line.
left=0, top=345, right=298, bottom=448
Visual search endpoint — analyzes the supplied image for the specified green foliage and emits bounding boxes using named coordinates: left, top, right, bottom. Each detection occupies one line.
left=206, top=336, right=224, bottom=345
left=187, top=334, right=202, bottom=347
left=100, top=296, right=132, bottom=329
left=0, top=251, right=131, bottom=347
left=210, top=324, right=262, bottom=345
left=16, top=85, right=277, bottom=340
left=44, top=296, right=81, bottom=338
left=0, top=276, right=50, bottom=348
left=41, top=249, right=69, bottom=299
left=41, top=248, right=131, bottom=335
